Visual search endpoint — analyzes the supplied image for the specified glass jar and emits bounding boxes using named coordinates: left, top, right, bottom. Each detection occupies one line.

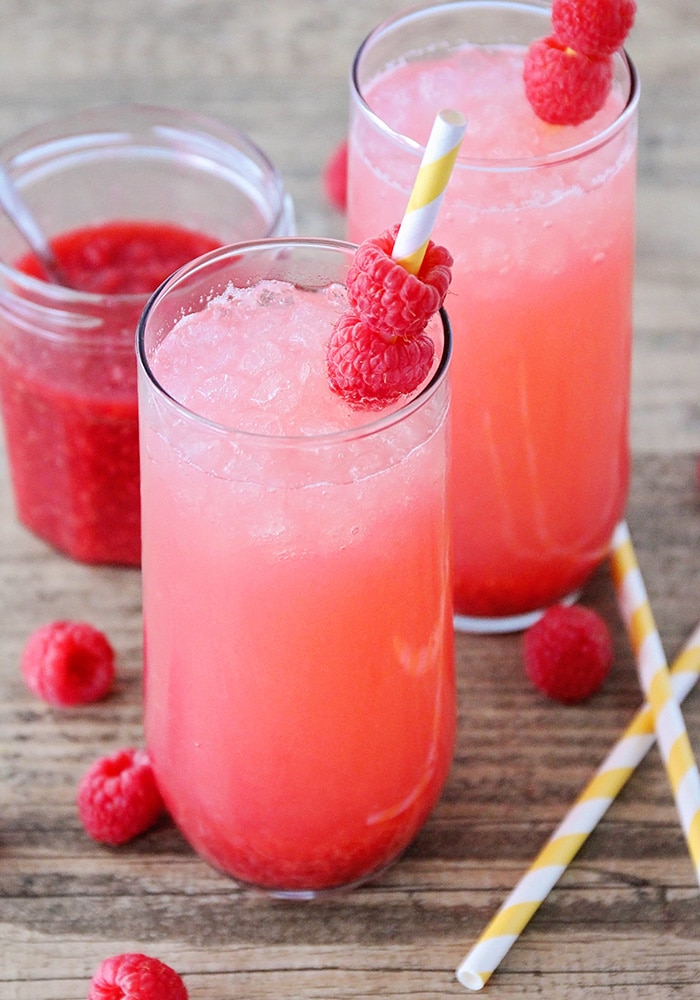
left=0, top=103, right=294, bottom=564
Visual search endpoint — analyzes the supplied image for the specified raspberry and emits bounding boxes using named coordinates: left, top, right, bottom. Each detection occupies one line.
left=523, top=604, right=613, bottom=703
left=552, top=0, right=636, bottom=57
left=88, top=953, right=188, bottom=1000
left=327, top=311, right=435, bottom=408
left=77, top=747, right=165, bottom=845
left=346, top=224, right=453, bottom=340
left=323, top=139, right=348, bottom=213
left=524, top=36, right=614, bottom=126
left=20, top=620, right=115, bottom=707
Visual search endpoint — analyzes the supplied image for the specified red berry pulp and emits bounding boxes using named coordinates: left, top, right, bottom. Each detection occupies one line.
left=0, top=221, right=218, bottom=564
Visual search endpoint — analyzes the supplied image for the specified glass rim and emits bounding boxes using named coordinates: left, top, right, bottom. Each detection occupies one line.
left=351, top=0, right=640, bottom=172
left=0, top=102, right=291, bottom=306
left=137, top=236, right=453, bottom=447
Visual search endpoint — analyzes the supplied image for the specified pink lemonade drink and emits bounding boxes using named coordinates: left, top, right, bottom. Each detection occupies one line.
left=348, top=1, right=639, bottom=631
left=138, top=239, right=454, bottom=895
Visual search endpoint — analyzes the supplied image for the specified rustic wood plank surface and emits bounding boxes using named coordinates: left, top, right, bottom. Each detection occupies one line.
left=0, top=1, right=699, bottom=998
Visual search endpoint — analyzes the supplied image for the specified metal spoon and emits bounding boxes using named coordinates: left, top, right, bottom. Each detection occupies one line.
left=0, top=162, right=69, bottom=286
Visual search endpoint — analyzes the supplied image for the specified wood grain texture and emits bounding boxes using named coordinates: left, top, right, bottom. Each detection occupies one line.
left=0, top=1, right=699, bottom=997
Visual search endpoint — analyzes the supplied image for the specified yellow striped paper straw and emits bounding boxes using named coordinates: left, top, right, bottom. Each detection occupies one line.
left=610, top=520, right=700, bottom=884
left=391, top=108, right=467, bottom=275
left=456, top=619, right=700, bottom=991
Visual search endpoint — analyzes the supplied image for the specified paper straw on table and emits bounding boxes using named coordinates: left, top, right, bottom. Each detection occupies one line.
left=610, top=520, right=700, bottom=886
left=391, top=108, right=466, bottom=275
left=456, top=619, right=700, bottom=991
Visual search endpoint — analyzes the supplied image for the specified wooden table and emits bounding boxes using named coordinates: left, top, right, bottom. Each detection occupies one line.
left=1, top=2, right=699, bottom=997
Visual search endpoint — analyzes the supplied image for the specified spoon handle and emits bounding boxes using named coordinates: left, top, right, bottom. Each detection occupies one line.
left=0, top=165, right=69, bottom=286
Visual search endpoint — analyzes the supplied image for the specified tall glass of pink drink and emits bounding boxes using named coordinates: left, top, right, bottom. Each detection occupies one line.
left=348, top=0, right=639, bottom=632
left=137, top=238, right=454, bottom=895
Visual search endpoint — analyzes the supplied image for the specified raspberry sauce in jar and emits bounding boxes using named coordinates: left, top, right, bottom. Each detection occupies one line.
left=0, top=105, right=294, bottom=564
left=1, top=222, right=218, bottom=565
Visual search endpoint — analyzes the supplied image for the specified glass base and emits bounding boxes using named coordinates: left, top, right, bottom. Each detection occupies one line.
left=242, top=858, right=396, bottom=901
left=454, top=591, right=580, bottom=635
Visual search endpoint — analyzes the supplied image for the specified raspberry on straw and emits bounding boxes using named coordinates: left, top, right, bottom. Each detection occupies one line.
left=88, top=952, right=188, bottom=1000
left=327, top=108, right=466, bottom=408
left=552, top=0, right=637, bottom=57
left=524, top=36, right=614, bottom=127
left=327, top=311, right=436, bottom=408
left=346, top=223, right=453, bottom=341
left=523, top=0, right=636, bottom=126
left=20, top=620, right=115, bottom=707
left=77, top=747, right=165, bottom=845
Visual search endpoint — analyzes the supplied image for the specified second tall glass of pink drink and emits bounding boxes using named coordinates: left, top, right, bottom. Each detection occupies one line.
left=348, top=0, right=639, bottom=632
left=137, top=238, right=454, bottom=895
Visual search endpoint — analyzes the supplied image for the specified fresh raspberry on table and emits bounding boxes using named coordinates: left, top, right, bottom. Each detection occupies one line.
left=20, top=620, right=115, bottom=707
left=552, top=0, right=636, bottom=57
left=327, top=310, right=435, bottom=408
left=77, top=747, right=165, bottom=845
left=346, top=224, right=453, bottom=340
left=323, top=138, right=348, bottom=213
left=88, top=952, right=188, bottom=1000
left=523, top=36, right=614, bottom=126
left=522, top=604, right=613, bottom=703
